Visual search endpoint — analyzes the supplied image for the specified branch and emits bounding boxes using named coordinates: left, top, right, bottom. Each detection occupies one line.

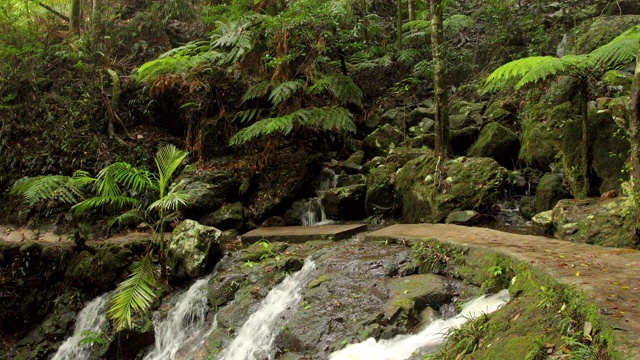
left=37, top=2, right=70, bottom=22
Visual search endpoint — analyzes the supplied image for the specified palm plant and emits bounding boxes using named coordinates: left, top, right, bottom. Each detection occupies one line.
left=483, top=25, right=640, bottom=198
left=10, top=144, right=193, bottom=330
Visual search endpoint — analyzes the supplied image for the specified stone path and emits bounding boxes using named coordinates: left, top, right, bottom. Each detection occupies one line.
left=241, top=224, right=367, bottom=243
left=367, top=224, right=640, bottom=359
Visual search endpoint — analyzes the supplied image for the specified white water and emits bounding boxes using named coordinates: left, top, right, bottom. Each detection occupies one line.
left=144, top=276, right=213, bottom=360
left=219, top=258, right=317, bottom=360
left=51, top=293, right=111, bottom=360
left=329, top=289, right=511, bottom=360
left=299, top=168, right=338, bottom=226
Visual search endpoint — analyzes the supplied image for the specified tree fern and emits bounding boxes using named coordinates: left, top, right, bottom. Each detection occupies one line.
left=107, top=254, right=157, bottom=331
left=229, top=106, right=356, bottom=145
left=242, top=81, right=272, bottom=103
left=483, top=56, right=557, bottom=93
left=9, top=170, right=94, bottom=207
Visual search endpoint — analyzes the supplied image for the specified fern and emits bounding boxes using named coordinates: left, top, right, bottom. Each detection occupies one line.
left=242, top=81, right=272, bottom=102
left=269, top=80, right=305, bottom=107
left=306, top=74, right=362, bottom=106
left=9, top=170, right=94, bottom=207
left=229, top=106, right=356, bottom=145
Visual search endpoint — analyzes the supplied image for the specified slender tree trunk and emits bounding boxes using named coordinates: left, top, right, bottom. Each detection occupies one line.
left=408, top=0, right=415, bottom=21
left=430, top=0, right=449, bottom=158
left=70, top=0, right=81, bottom=34
left=396, top=0, right=403, bottom=51
left=579, top=79, right=589, bottom=198
left=629, top=48, right=640, bottom=202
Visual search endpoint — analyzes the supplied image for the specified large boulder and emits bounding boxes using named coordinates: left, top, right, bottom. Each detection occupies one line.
left=365, top=165, right=399, bottom=216
left=561, top=15, right=640, bottom=55
left=65, top=243, right=133, bottom=294
left=176, top=167, right=239, bottom=218
left=321, top=184, right=366, bottom=220
left=200, top=202, right=244, bottom=230
left=396, top=152, right=507, bottom=223
left=450, top=126, right=479, bottom=155
left=449, top=100, right=485, bottom=130
left=380, top=107, right=415, bottom=128
left=562, top=106, right=629, bottom=195
left=534, top=173, right=571, bottom=213
left=543, top=197, right=639, bottom=249
left=363, top=124, right=405, bottom=157
left=168, top=220, right=222, bottom=282
left=468, top=122, right=519, bottom=169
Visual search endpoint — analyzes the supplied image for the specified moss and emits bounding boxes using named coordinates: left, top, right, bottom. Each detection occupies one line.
left=308, top=274, right=329, bottom=289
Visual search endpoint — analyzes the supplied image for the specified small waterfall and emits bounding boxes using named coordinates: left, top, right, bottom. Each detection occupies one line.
left=51, top=293, right=111, bottom=360
left=219, top=258, right=317, bottom=360
left=144, top=276, right=213, bottom=360
left=556, top=34, right=567, bottom=57
left=295, top=168, right=338, bottom=226
left=329, top=289, right=511, bottom=360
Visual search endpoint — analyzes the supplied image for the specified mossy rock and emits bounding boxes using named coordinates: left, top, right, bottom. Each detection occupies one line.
left=468, top=122, right=519, bottom=169
left=484, top=100, right=515, bottom=124
left=168, top=220, right=222, bottom=282
left=386, top=147, right=432, bottom=167
left=535, top=172, right=571, bottom=213
left=65, top=244, right=133, bottom=293
left=365, top=165, right=399, bottom=216
left=399, top=134, right=435, bottom=149
left=320, top=184, right=366, bottom=220
left=602, top=70, right=634, bottom=96
left=562, top=15, right=640, bottom=55
left=362, top=124, right=405, bottom=157
left=450, top=126, right=479, bottom=155
left=200, top=201, right=244, bottom=230
left=608, top=96, right=631, bottom=131
left=396, top=153, right=507, bottom=223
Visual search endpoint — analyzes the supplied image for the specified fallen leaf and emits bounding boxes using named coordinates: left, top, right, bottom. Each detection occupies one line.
left=620, top=286, right=630, bottom=291
left=511, top=313, right=521, bottom=322
left=559, top=255, right=565, bottom=259
left=575, top=272, right=581, bottom=276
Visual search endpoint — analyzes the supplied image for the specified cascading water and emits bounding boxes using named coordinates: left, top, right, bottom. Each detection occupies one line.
left=144, top=276, right=213, bottom=360
left=297, top=168, right=338, bottom=226
left=51, top=293, right=111, bottom=360
left=219, top=258, right=316, bottom=360
left=329, top=289, right=511, bottom=360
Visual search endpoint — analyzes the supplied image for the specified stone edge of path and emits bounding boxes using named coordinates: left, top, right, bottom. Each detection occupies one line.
left=241, top=224, right=368, bottom=244
left=366, top=224, right=640, bottom=360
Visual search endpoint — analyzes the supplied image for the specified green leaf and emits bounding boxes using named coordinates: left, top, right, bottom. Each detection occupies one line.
left=107, top=255, right=158, bottom=331
left=154, top=144, right=188, bottom=194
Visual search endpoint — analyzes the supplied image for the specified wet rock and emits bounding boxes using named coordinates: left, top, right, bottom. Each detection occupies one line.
left=468, top=122, right=519, bottom=169
left=396, top=153, right=507, bottom=223
left=261, top=216, right=286, bottom=227
left=168, top=220, right=222, bottom=282
left=104, top=315, right=155, bottom=360
left=65, top=243, right=133, bottom=293
left=445, top=210, right=480, bottom=225
left=363, top=124, right=405, bottom=157
left=380, top=107, right=413, bottom=128
left=345, top=150, right=365, bottom=166
left=200, top=202, right=244, bottom=230
left=532, top=210, right=554, bottom=235
left=410, top=107, right=434, bottom=126
left=321, top=184, right=366, bottom=220
left=535, top=173, right=571, bottom=213
left=518, top=102, right=567, bottom=170
left=519, top=196, right=537, bottom=220
left=449, top=101, right=485, bottom=130
left=399, top=133, right=435, bottom=149
left=337, top=174, right=366, bottom=187
left=365, top=165, right=399, bottom=216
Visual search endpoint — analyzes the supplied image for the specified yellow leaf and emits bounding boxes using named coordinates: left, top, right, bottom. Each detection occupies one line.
left=621, top=286, right=630, bottom=291
left=575, top=272, right=580, bottom=276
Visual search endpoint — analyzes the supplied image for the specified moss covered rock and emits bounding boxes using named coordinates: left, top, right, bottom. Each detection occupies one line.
left=535, top=173, right=571, bottom=213
left=168, top=220, right=222, bottom=282
left=363, top=124, right=405, bottom=157
left=396, top=153, right=507, bottom=223
left=65, top=243, right=133, bottom=293
left=562, top=15, right=640, bottom=55
left=468, top=122, right=519, bottom=169
left=200, top=201, right=244, bottom=230
left=365, top=165, right=399, bottom=216
left=603, top=70, right=634, bottom=96
left=176, top=167, right=239, bottom=218
left=450, top=126, right=479, bottom=155
left=518, top=102, right=568, bottom=170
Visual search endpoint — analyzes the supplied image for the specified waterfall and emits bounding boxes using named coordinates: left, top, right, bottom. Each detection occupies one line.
left=329, top=289, right=511, bottom=360
left=144, top=276, right=213, bottom=360
left=298, top=168, right=338, bottom=226
left=51, top=293, right=111, bottom=360
left=219, top=258, right=317, bottom=360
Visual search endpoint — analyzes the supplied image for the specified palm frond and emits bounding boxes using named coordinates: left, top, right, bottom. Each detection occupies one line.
left=108, top=208, right=146, bottom=228
left=230, top=113, right=296, bottom=146
left=147, top=187, right=194, bottom=213
left=107, top=255, right=158, bottom=331
left=269, top=80, right=304, bottom=107
left=97, top=162, right=156, bottom=194
left=154, top=144, right=188, bottom=192
left=70, top=195, right=141, bottom=216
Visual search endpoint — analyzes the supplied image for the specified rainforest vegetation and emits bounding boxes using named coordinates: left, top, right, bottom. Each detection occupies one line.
left=2, top=0, right=640, bottom=359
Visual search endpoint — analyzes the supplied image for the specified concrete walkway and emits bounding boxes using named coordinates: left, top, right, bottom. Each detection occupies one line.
left=241, top=224, right=367, bottom=243
left=367, top=224, right=640, bottom=358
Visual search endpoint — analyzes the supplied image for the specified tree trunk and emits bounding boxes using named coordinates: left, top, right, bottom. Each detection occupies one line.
left=630, top=47, right=640, bottom=202
left=396, top=0, right=403, bottom=51
left=408, top=0, right=415, bottom=21
left=70, top=0, right=81, bottom=34
left=579, top=79, right=590, bottom=198
left=430, top=0, right=449, bottom=158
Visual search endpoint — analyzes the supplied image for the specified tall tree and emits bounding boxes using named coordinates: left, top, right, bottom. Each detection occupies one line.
left=430, top=0, right=449, bottom=158
left=396, top=0, right=403, bottom=51
left=70, top=0, right=80, bottom=34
